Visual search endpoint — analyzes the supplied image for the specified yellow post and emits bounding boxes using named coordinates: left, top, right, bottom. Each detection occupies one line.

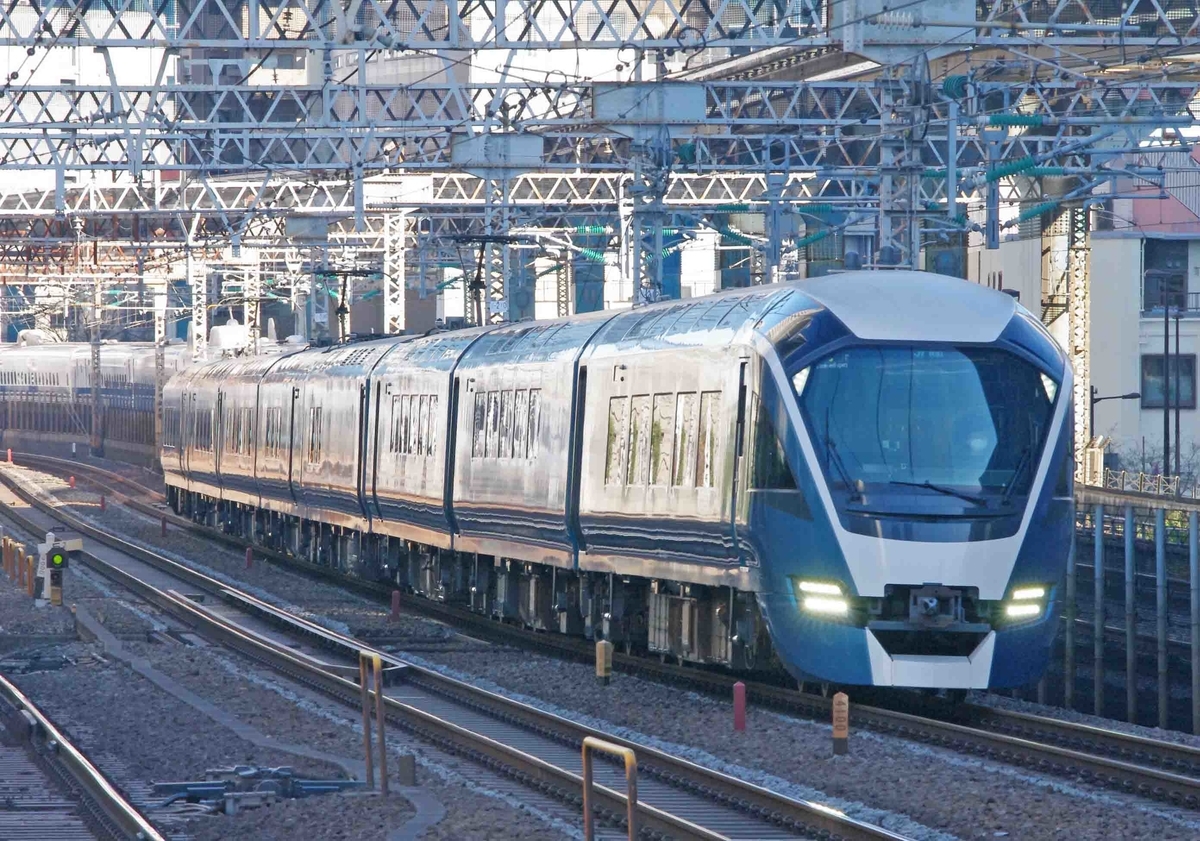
left=373, top=654, right=388, bottom=796
left=358, top=652, right=375, bottom=789
left=26, top=556, right=34, bottom=598
left=581, top=737, right=638, bottom=841
left=16, top=546, right=24, bottom=588
left=595, top=639, right=613, bottom=685
left=832, top=692, right=850, bottom=755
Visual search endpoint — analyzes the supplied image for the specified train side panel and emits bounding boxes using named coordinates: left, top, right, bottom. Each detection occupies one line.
left=292, top=341, right=399, bottom=527
left=451, top=315, right=613, bottom=565
left=367, top=330, right=489, bottom=548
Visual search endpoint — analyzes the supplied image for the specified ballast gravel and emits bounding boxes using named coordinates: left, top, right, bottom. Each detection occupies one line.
left=389, top=648, right=1200, bottom=841
left=27, top=463, right=1200, bottom=838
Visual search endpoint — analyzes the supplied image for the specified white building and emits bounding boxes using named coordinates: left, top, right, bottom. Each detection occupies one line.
left=969, top=170, right=1200, bottom=479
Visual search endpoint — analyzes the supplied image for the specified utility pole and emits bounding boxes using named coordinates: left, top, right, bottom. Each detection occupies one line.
left=1165, top=297, right=1171, bottom=476
left=1176, top=308, right=1182, bottom=477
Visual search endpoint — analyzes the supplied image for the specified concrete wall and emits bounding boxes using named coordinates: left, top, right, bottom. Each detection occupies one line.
left=1089, top=236, right=1144, bottom=455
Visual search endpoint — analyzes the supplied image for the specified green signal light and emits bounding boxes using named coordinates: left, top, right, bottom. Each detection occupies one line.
left=50, top=551, right=66, bottom=567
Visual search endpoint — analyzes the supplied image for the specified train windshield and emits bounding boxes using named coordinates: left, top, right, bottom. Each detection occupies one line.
left=795, top=346, right=1057, bottom=512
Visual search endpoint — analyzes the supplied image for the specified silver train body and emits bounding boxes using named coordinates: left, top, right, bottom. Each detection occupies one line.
left=0, top=341, right=191, bottom=459
left=162, top=271, right=1074, bottom=689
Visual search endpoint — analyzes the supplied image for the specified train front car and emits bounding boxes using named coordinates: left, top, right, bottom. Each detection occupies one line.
left=752, top=271, right=1073, bottom=690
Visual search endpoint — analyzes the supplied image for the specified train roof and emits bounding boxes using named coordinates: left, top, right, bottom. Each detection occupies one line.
left=170, top=271, right=1062, bottom=383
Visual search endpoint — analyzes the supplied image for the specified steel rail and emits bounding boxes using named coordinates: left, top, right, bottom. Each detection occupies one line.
left=0, top=671, right=165, bottom=841
left=0, top=461, right=907, bottom=841
left=20, top=453, right=1200, bottom=808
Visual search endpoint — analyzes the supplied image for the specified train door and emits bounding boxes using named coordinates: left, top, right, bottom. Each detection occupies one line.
left=286, top=385, right=300, bottom=503
left=183, top=391, right=195, bottom=476
left=368, top=380, right=384, bottom=521
left=730, top=358, right=750, bottom=562
left=214, top=391, right=222, bottom=480
left=443, top=375, right=462, bottom=533
left=355, top=379, right=371, bottom=520
left=566, top=365, right=588, bottom=554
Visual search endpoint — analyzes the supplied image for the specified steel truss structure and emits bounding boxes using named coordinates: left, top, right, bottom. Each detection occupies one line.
left=0, top=1, right=1199, bottom=445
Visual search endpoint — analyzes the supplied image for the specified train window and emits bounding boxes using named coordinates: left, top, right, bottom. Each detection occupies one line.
left=402, top=395, right=414, bottom=454
left=650, top=393, right=674, bottom=485
left=513, top=390, right=529, bottom=457
left=605, top=397, right=630, bottom=485
left=417, top=395, right=429, bottom=456
left=395, top=398, right=405, bottom=454
left=498, top=391, right=514, bottom=459
left=527, top=389, right=541, bottom=458
left=427, top=395, right=439, bottom=456
left=308, top=407, right=323, bottom=464
left=627, top=395, right=651, bottom=485
left=673, top=392, right=698, bottom=487
left=472, top=393, right=486, bottom=457
left=752, top=404, right=797, bottom=490
left=696, top=391, right=720, bottom=488
left=485, top=391, right=501, bottom=457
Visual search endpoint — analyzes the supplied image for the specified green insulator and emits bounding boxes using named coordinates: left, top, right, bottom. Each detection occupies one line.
left=578, top=247, right=607, bottom=262
left=988, top=114, right=1044, bottom=128
left=987, top=156, right=1036, bottom=182
left=1016, top=200, right=1060, bottom=223
left=713, top=203, right=752, bottom=213
left=1027, top=167, right=1067, bottom=177
left=795, top=229, right=832, bottom=248
left=720, top=228, right=754, bottom=245
left=923, top=169, right=948, bottom=179
left=796, top=203, right=837, bottom=216
left=574, top=225, right=607, bottom=235
left=942, top=75, right=969, bottom=99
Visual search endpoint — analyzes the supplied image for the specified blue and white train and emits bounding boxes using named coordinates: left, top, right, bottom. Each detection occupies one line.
left=162, top=271, right=1074, bottom=689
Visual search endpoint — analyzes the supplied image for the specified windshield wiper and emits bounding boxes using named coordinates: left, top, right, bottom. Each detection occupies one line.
left=889, top=480, right=987, bottom=507
left=825, top=439, right=863, bottom=502
left=823, top=406, right=862, bottom=502
left=1000, top=446, right=1033, bottom=506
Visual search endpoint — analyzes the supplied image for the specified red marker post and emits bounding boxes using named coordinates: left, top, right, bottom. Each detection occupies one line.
left=99, top=494, right=106, bottom=512
left=733, top=681, right=746, bottom=732
left=390, top=589, right=401, bottom=623
left=245, top=547, right=253, bottom=569
left=69, top=476, right=75, bottom=489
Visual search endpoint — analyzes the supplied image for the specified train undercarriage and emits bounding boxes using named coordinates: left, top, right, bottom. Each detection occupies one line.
left=169, top=486, right=776, bottom=673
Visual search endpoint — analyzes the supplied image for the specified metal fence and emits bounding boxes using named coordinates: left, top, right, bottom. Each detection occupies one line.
left=1072, top=503, right=1200, bottom=733
left=1099, top=468, right=1184, bottom=498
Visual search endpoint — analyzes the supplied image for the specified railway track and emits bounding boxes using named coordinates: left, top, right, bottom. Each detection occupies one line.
left=0, top=668, right=164, bottom=841
left=0, top=456, right=910, bottom=841
left=15, top=453, right=1200, bottom=810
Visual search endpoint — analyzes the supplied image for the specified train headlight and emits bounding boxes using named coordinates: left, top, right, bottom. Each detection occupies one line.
left=796, top=580, right=849, bottom=615
left=803, top=596, right=849, bottom=615
left=1004, top=602, right=1041, bottom=619
left=1000, top=584, right=1049, bottom=623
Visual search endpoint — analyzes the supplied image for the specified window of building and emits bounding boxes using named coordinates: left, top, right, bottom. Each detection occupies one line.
left=1141, top=354, right=1196, bottom=409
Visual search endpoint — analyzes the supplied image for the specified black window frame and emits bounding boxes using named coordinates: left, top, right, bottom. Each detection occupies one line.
left=1141, top=353, right=1197, bottom=410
